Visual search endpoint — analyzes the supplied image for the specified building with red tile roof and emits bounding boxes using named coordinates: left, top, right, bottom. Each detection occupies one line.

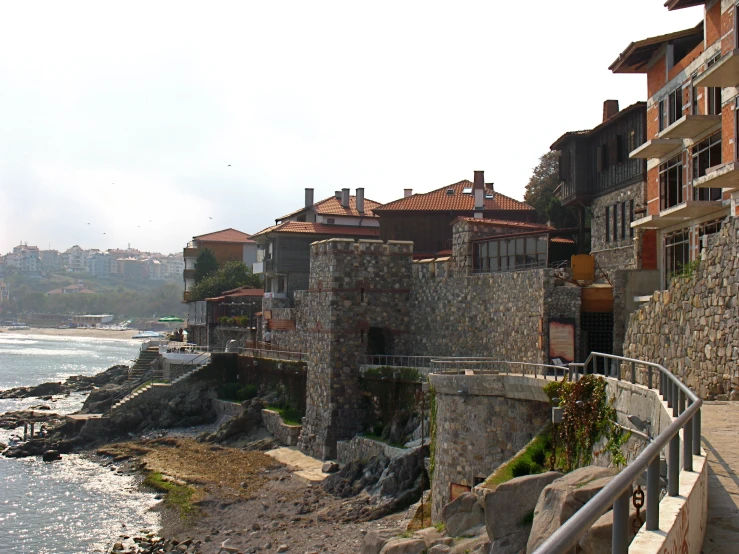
left=372, top=171, right=537, bottom=255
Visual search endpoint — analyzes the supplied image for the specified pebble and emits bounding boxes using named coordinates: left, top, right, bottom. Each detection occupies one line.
left=277, top=545, right=288, bottom=553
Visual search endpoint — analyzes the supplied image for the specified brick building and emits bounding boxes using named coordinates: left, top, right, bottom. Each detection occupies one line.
left=612, top=0, right=739, bottom=288
left=551, top=100, right=649, bottom=271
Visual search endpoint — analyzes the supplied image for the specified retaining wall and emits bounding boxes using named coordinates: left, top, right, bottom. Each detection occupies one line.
left=261, top=409, right=301, bottom=446
left=336, top=435, right=407, bottom=465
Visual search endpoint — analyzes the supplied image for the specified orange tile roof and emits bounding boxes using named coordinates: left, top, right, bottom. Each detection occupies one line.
left=455, top=217, right=552, bottom=229
left=374, top=181, right=534, bottom=212
left=276, top=195, right=381, bottom=221
left=193, top=228, right=254, bottom=244
left=252, top=221, right=380, bottom=238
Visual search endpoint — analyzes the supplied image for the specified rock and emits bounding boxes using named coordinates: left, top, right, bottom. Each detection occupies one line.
left=441, top=492, right=484, bottom=538
left=526, top=466, right=618, bottom=553
left=362, top=530, right=396, bottom=554
left=379, top=538, right=427, bottom=554
left=489, top=529, right=529, bottom=554
left=412, top=527, right=452, bottom=548
left=322, top=461, right=339, bottom=473
left=113, top=543, right=124, bottom=551
left=42, top=450, right=61, bottom=462
left=449, top=532, right=490, bottom=553
left=277, top=545, right=289, bottom=553
left=483, top=471, right=563, bottom=540
left=428, top=546, right=452, bottom=554
left=577, top=499, right=638, bottom=554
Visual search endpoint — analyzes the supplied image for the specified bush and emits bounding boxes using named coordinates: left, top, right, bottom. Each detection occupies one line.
left=219, top=316, right=233, bottom=326
left=511, top=459, right=536, bottom=478
left=236, top=315, right=251, bottom=327
left=220, top=383, right=258, bottom=402
left=530, top=444, right=547, bottom=466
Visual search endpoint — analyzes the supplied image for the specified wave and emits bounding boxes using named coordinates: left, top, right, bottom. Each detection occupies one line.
left=0, top=338, right=40, bottom=345
left=0, top=348, right=95, bottom=357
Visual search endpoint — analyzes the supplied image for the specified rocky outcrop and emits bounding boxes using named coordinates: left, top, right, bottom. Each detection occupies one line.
left=440, top=492, right=484, bottom=538
left=200, top=398, right=266, bottom=443
left=0, top=365, right=129, bottom=399
left=526, top=466, right=618, bottom=553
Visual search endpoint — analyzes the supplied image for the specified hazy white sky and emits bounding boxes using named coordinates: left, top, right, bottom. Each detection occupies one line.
left=0, top=0, right=702, bottom=255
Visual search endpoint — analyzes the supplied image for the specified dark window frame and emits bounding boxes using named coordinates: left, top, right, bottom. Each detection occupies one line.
left=620, top=202, right=626, bottom=240
left=612, top=204, right=618, bottom=242
left=629, top=200, right=635, bottom=238
left=692, top=132, right=722, bottom=201
left=664, top=228, right=691, bottom=288
left=605, top=206, right=611, bottom=243
left=659, top=154, right=684, bottom=211
left=668, top=87, right=682, bottom=126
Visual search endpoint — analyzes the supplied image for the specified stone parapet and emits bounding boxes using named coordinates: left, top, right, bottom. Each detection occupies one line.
left=336, top=435, right=407, bottom=465
left=262, top=409, right=301, bottom=446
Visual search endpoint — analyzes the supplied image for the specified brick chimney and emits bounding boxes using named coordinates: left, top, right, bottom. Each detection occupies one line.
left=356, top=188, right=365, bottom=213
left=473, top=170, right=484, bottom=219
left=603, top=100, right=620, bottom=122
left=341, top=188, right=350, bottom=208
left=335, top=190, right=341, bottom=199
left=305, top=188, right=314, bottom=208
left=404, top=189, right=413, bottom=198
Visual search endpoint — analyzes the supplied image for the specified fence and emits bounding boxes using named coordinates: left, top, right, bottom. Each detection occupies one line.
left=239, top=347, right=305, bottom=362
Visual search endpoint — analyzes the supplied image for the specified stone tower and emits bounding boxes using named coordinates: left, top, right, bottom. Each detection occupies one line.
left=296, top=239, right=413, bottom=459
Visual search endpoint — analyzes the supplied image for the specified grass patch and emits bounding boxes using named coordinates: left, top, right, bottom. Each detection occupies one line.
left=267, top=405, right=303, bottom=426
left=143, top=471, right=196, bottom=518
left=483, top=425, right=554, bottom=488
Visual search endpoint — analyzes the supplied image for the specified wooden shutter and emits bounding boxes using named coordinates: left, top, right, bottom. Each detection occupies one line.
left=608, top=136, right=619, bottom=166
left=596, top=146, right=603, bottom=172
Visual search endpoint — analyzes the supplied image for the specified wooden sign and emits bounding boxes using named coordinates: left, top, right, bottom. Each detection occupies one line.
left=549, top=318, right=576, bottom=366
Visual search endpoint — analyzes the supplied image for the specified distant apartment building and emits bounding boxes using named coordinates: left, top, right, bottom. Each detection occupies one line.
left=551, top=100, right=649, bottom=270
left=87, top=252, right=113, bottom=278
left=117, top=257, right=149, bottom=281
left=251, top=188, right=381, bottom=304
left=5, top=244, right=42, bottom=274
left=39, top=250, right=61, bottom=271
left=47, top=283, right=94, bottom=295
left=63, top=245, right=87, bottom=273
left=164, top=256, right=185, bottom=277
left=372, top=171, right=538, bottom=256
left=0, top=280, right=9, bottom=305
left=612, top=0, right=739, bottom=287
left=183, top=229, right=257, bottom=299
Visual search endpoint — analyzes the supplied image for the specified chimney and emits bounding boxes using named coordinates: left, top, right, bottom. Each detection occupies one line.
left=356, top=188, right=365, bottom=213
left=305, top=188, right=314, bottom=208
left=603, top=100, right=620, bottom=122
left=341, top=188, right=350, bottom=208
left=404, top=189, right=413, bottom=198
left=335, top=190, right=341, bottom=199
left=473, top=170, right=484, bottom=218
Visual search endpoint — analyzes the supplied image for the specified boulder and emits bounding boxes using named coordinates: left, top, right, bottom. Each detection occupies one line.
left=428, top=546, right=451, bottom=554
left=379, top=538, right=427, bottom=554
left=413, top=527, right=452, bottom=548
left=483, top=471, right=563, bottom=540
left=489, top=529, right=529, bottom=554
left=362, top=530, right=396, bottom=554
left=441, top=492, right=484, bottom=538
left=577, top=498, right=639, bottom=554
left=322, top=461, right=339, bottom=473
left=42, top=450, right=61, bottom=462
left=526, top=466, right=618, bottom=553
left=449, top=532, right=490, bottom=553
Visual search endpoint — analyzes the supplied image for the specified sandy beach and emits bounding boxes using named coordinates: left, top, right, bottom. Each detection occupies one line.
left=0, top=327, right=166, bottom=341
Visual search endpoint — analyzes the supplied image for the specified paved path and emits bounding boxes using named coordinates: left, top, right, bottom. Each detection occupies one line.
left=265, top=446, right=328, bottom=482
left=701, top=402, right=739, bottom=553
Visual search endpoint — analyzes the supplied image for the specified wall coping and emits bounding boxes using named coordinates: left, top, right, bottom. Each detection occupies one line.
left=429, top=373, right=551, bottom=403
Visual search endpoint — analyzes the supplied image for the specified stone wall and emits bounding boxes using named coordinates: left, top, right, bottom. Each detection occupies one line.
left=297, top=239, right=415, bottom=459
left=336, top=435, right=407, bottom=465
left=428, top=373, right=551, bottom=520
left=261, top=409, right=301, bottom=446
left=589, top=182, right=645, bottom=271
left=623, top=217, right=739, bottom=399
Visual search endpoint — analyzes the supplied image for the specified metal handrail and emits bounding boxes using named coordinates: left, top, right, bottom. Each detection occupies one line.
left=363, top=355, right=434, bottom=368
left=107, top=368, right=155, bottom=412
left=239, top=347, right=305, bottom=362
left=430, top=358, right=569, bottom=380
left=533, top=351, right=702, bottom=554
left=167, top=350, right=211, bottom=382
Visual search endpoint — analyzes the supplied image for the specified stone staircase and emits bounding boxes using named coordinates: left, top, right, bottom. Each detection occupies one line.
left=110, top=356, right=212, bottom=413
left=128, top=347, right=160, bottom=381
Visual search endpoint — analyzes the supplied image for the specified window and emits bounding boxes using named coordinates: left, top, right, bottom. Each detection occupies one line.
left=707, top=54, right=722, bottom=116
left=613, top=204, right=618, bottom=242
left=596, top=144, right=608, bottom=172
left=277, top=276, right=286, bottom=293
left=664, top=229, right=691, bottom=287
left=697, top=219, right=723, bottom=253
left=659, top=154, right=684, bottom=210
left=629, top=200, right=635, bottom=238
left=628, top=130, right=636, bottom=154
left=605, top=206, right=610, bottom=242
left=473, top=235, right=547, bottom=273
left=620, top=202, right=626, bottom=240
left=693, top=132, right=722, bottom=201
left=691, top=72, right=699, bottom=115
left=658, top=100, right=666, bottom=132
left=668, top=87, right=682, bottom=126
left=326, top=218, right=335, bottom=224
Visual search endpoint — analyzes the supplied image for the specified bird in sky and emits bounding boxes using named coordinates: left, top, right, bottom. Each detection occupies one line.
left=87, top=222, right=91, bottom=225
left=209, top=216, right=213, bottom=220
left=227, top=164, right=231, bottom=167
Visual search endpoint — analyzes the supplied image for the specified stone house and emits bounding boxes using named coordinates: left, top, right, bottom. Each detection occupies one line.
left=612, top=0, right=739, bottom=289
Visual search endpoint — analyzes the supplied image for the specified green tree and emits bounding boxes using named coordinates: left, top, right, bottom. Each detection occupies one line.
left=187, top=261, right=262, bottom=301
left=20, top=292, right=48, bottom=313
left=194, top=248, right=219, bottom=283
left=524, top=151, right=580, bottom=229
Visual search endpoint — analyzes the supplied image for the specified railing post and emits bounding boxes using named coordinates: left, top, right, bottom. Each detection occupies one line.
left=684, top=406, right=694, bottom=472
left=678, top=389, right=685, bottom=416
left=615, top=359, right=620, bottom=380
left=673, top=383, right=679, bottom=418
left=631, top=361, right=636, bottom=384
left=669, top=432, right=680, bottom=496
left=648, top=366, right=653, bottom=389
left=693, top=408, right=702, bottom=456
left=659, top=370, right=664, bottom=396
left=666, top=378, right=672, bottom=408
left=612, top=487, right=631, bottom=554
left=647, top=455, right=660, bottom=530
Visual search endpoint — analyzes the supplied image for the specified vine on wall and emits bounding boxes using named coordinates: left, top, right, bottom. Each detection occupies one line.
left=544, top=375, right=630, bottom=471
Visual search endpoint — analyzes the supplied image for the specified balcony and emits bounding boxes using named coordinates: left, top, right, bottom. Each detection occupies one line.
left=693, top=162, right=739, bottom=191
left=629, top=138, right=683, bottom=159
left=631, top=200, right=725, bottom=229
left=183, top=247, right=199, bottom=259
left=693, top=50, right=739, bottom=88
left=658, top=114, right=721, bottom=140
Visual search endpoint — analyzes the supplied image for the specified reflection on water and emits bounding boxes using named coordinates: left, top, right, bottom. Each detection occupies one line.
left=0, top=455, right=158, bottom=553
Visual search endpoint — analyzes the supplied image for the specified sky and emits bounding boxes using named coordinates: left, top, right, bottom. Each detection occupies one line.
left=0, top=0, right=704, bottom=255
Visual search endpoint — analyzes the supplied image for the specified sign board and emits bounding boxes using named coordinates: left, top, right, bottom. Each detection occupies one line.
left=549, top=318, right=575, bottom=366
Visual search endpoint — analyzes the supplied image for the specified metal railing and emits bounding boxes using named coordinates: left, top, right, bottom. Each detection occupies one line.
left=532, top=352, right=702, bottom=554
left=107, top=368, right=155, bottom=412
left=167, top=350, right=211, bottom=382
left=239, top=347, right=305, bottom=362
left=430, top=357, right=568, bottom=379
left=363, top=355, right=434, bottom=368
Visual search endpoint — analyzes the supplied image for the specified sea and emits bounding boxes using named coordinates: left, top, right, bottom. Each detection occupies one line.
left=0, top=333, right=160, bottom=554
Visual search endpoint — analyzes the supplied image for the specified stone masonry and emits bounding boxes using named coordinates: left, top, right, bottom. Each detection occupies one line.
left=296, top=239, right=414, bottom=459
left=589, top=182, right=645, bottom=271
left=624, top=217, right=739, bottom=399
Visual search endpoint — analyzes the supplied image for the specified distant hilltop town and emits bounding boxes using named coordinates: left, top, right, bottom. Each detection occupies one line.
left=0, top=243, right=184, bottom=282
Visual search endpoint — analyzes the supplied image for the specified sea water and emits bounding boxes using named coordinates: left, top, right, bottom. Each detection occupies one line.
left=0, top=333, right=160, bottom=553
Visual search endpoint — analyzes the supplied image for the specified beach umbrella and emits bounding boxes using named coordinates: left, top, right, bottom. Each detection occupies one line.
left=158, top=316, right=184, bottom=322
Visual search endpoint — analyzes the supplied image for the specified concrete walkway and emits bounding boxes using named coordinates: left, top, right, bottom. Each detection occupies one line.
left=266, top=446, right=328, bottom=482
left=701, top=402, right=739, bottom=553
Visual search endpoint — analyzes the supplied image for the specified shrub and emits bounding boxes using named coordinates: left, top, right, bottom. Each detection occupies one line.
left=511, top=459, right=535, bottom=478
left=219, top=316, right=233, bottom=326
left=530, top=444, right=547, bottom=467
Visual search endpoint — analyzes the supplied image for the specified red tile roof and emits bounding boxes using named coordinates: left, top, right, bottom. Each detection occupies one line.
left=374, top=181, right=534, bottom=212
left=455, top=217, right=552, bottom=229
left=276, top=195, right=381, bottom=221
left=206, top=286, right=265, bottom=301
left=193, top=228, right=254, bottom=244
left=252, top=221, right=380, bottom=238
